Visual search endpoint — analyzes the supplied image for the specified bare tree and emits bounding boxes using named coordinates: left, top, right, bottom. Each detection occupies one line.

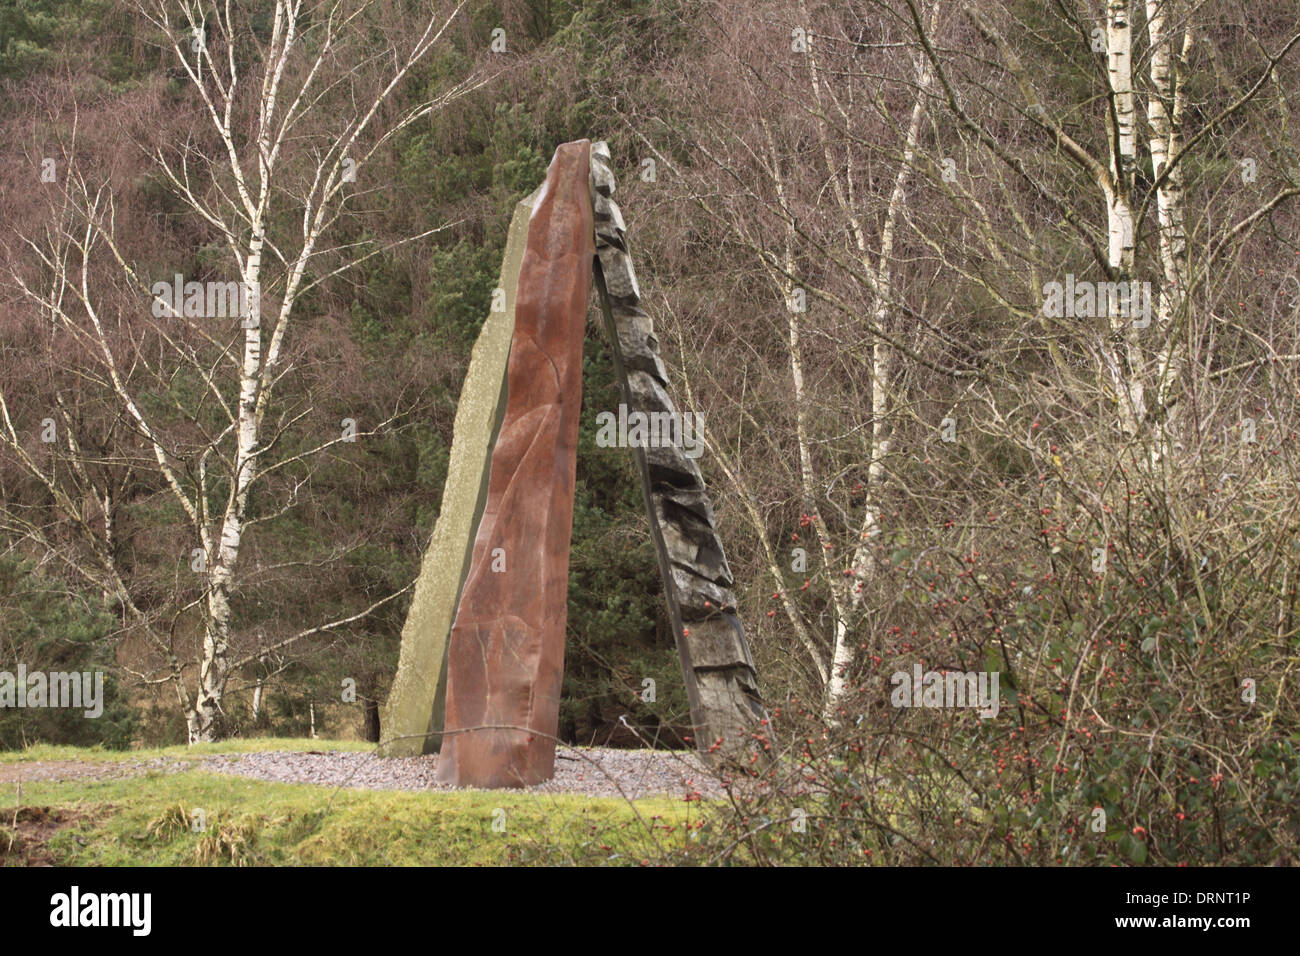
left=629, top=0, right=961, bottom=720
left=906, top=0, right=1300, bottom=456
left=2, top=0, right=482, bottom=741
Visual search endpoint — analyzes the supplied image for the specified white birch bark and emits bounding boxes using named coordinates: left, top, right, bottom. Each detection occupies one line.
left=1103, top=0, right=1147, bottom=437
left=1146, top=2, right=1193, bottom=455
left=800, top=4, right=936, bottom=720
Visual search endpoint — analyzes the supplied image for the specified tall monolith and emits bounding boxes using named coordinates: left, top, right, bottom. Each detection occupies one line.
left=378, top=184, right=542, bottom=757
left=435, top=140, right=595, bottom=787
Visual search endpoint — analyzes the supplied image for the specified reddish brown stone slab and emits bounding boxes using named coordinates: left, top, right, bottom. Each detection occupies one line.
left=436, top=141, right=594, bottom=788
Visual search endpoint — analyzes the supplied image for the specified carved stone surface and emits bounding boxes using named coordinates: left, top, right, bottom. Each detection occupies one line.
left=589, top=141, right=764, bottom=757
left=378, top=186, right=540, bottom=757
left=384, top=139, right=763, bottom=781
left=435, top=140, right=594, bottom=787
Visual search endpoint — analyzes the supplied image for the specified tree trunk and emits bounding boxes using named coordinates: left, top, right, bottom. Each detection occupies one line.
left=363, top=698, right=381, bottom=743
left=1146, top=1, right=1192, bottom=459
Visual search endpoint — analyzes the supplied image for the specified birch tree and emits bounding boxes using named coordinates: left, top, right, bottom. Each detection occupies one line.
left=906, top=0, right=1300, bottom=457
left=630, top=0, right=965, bottom=720
left=2, top=0, right=479, bottom=741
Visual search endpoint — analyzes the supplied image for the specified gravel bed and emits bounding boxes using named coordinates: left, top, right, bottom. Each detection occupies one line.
left=199, top=747, right=725, bottom=799
left=0, top=756, right=190, bottom=784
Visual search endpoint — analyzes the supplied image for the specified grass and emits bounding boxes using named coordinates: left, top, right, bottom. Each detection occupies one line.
left=0, top=739, right=700, bottom=866
left=0, top=737, right=374, bottom=763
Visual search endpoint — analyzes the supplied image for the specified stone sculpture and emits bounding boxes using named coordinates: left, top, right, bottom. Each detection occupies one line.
left=435, top=140, right=594, bottom=786
left=588, top=142, right=765, bottom=754
left=381, top=139, right=763, bottom=786
left=378, top=179, right=539, bottom=757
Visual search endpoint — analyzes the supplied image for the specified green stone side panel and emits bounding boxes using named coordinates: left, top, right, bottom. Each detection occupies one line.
left=379, top=187, right=541, bottom=757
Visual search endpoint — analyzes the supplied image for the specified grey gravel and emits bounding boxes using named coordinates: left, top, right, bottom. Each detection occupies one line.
left=0, top=756, right=190, bottom=784
left=3, top=748, right=731, bottom=799
left=198, top=747, right=726, bottom=799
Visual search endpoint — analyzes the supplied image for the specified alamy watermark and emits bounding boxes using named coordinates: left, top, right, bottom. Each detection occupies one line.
left=890, top=663, right=1000, bottom=718
left=151, top=275, right=258, bottom=322
left=1041, top=274, right=1151, bottom=328
left=595, top=404, right=704, bottom=459
left=50, top=886, right=151, bottom=936
left=0, top=666, right=104, bottom=718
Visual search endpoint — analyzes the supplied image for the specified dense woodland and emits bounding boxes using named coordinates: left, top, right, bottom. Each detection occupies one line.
left=1, top=0, right=1298, bottom=864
